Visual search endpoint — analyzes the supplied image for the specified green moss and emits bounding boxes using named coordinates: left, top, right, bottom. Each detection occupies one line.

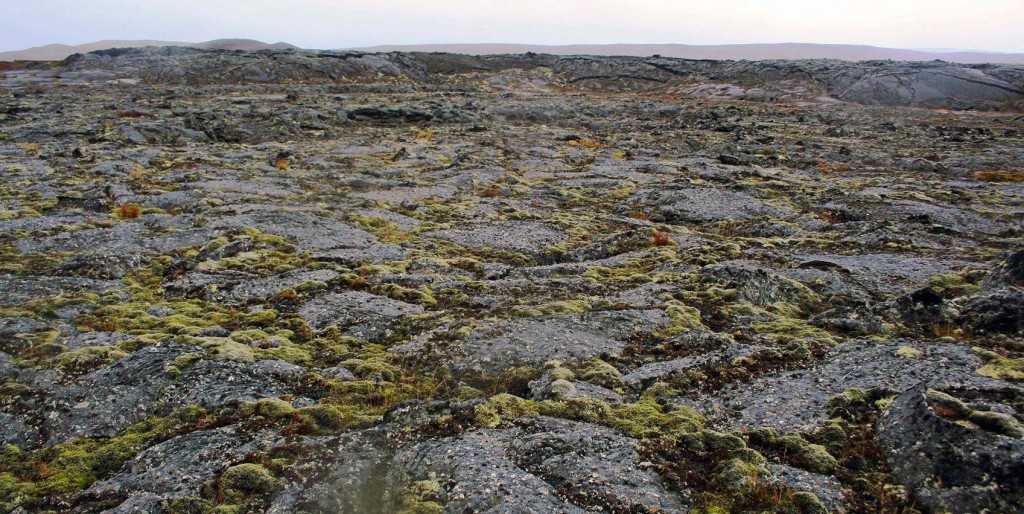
left=928, top=273, right=980, bottom=296
left=220, top=463, right=279, bottom=496
left=968, top=410, right=1024, bottom=438
left=451, top=385, right=485, bottom=401
left=168, top=496, right=213, bottom=514
left=583, top=266, right=652, bottom=284
left=574, top=359, right=622, bottom=388
left=200, top=339, right=255, bottom=363
left=228, top=329, right=272, bottom=344
left=0, top=407, right=208, bottom=509
left=49, top=346, right=127, bottom=375
left=791, top=492, right=828, bottom=514
left=474, top=394, right=539, bottom=428
left=397, top=480, right=445, bottom=514
left=538, top=397, right=611, bottom=423
left=253, top=398, right=297, bottom=419
left=166, top=352, right=203, bottom=375
left=748, top=430, right=837, bottom=474
left=299, top=405, right=347, bottom=430
left=254, top=345, right=312, bottom=366
left=701, top=430, right=748, bottom=453
left=662, top=300, right=706, bottom=335
left=347, top=215, right=413, bottom=244
left=341, top=356, right=402, bottom=382
left=974, top=347, right=1024, bottom=381
left=714, top=457, right=762, bottom=490
left=606, top=398, right=704, bottom=439
left=924, top=389, right=971, bottom=419
left=750, top=316, right=835, bottom=346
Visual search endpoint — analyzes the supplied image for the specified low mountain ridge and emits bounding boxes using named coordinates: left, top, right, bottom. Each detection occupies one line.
left=0, top=39, right=297, bottom=61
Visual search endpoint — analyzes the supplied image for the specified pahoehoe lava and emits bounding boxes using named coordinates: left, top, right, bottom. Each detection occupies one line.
left=1, top=47, right=1023, bottom=513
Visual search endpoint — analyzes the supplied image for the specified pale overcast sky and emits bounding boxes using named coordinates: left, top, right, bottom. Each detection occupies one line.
left=2, top=0, right=1022, bottom=52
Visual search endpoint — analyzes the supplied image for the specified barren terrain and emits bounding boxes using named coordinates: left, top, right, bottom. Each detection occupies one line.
left=1, top=48, right=1022, bottom=513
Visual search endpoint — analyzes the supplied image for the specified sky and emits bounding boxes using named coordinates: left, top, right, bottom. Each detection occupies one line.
left=2, top=0, right=1022, bottom=53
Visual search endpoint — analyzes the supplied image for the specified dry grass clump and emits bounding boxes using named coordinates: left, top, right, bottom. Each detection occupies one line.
left=975, top=170, right=1024, bottom=182
left=116, top=203, right=142, bottom=219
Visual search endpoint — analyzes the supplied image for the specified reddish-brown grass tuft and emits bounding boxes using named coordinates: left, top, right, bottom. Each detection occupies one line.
left=117, top=203, right=142, bottom=219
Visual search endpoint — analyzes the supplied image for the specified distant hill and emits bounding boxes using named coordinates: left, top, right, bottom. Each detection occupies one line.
left=343, top=43, right=1024, bottom=65
left=4, top=40, right=1023, bottom=65
left=0, top=39, right=298, bottom=61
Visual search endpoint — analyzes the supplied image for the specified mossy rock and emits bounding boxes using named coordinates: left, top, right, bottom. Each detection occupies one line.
left=221, top=463, right=280, bottom=500
left=968, top=410, right=1024, bottom=438
left=253, top=398, right=297, bottom=418
left=714, top=457, right=762, bottom=490
left=575, top=358, right=622, bottom=388
left=169, top=496, right=212, bottom=514
left=299, top=405, right=347, bottom=430
left=474, top=394, right=539, bottom=428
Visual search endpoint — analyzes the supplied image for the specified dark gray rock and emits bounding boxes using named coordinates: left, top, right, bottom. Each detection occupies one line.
left=0, top=211, right=90, bottom=235
left=633, top=185, right=793, bottom=223
left=424, top=221, right=566, bottom=259
left=0, top=275, right=124, bottom=307
left=227, top=269, right=339, bottom=303
left=958, top=289, right=1024, bottom=335
left=0, top=412, right=37, bottom=448
left=55, top=252, right=146, bottom=279
left=314, top=244, right=409, bottom=266
left=320, top=366, right=356, bottom=382
left=691, top=341, right=983, bottom=431
left=878, top=383, right=1024, bottom=514
left=1, top=317, right=43, bottom=353
left=13, top=223, right=145, bottom=255
left=622, top=344, right=755, bottom=388
left=166, top=360, right=307, bottom=409
left=387, top=417, right=685, bottom=513
left=83, top=425, right=268, bottom=502
left=701, top=263, right=818, bottom=307
left=982, top=250, right=1024, bottom=292
left=794, top=253, right=970, bottom=297
left=454, top=310, right=669, bottom=374
left=298, top=291, right=424, bottom=341
left=61, top=331, right=126, bottom=350
left=208, top=210, right=377, bottom=252
left=767, top=463, right=844, bottom=513
left=42, top=344, right=187, bottom=444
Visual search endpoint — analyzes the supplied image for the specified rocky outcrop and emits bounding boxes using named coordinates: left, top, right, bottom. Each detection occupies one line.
left=57, top=47, right=1024, bottom=109
left=878, top=384, right=1024, bottom=513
